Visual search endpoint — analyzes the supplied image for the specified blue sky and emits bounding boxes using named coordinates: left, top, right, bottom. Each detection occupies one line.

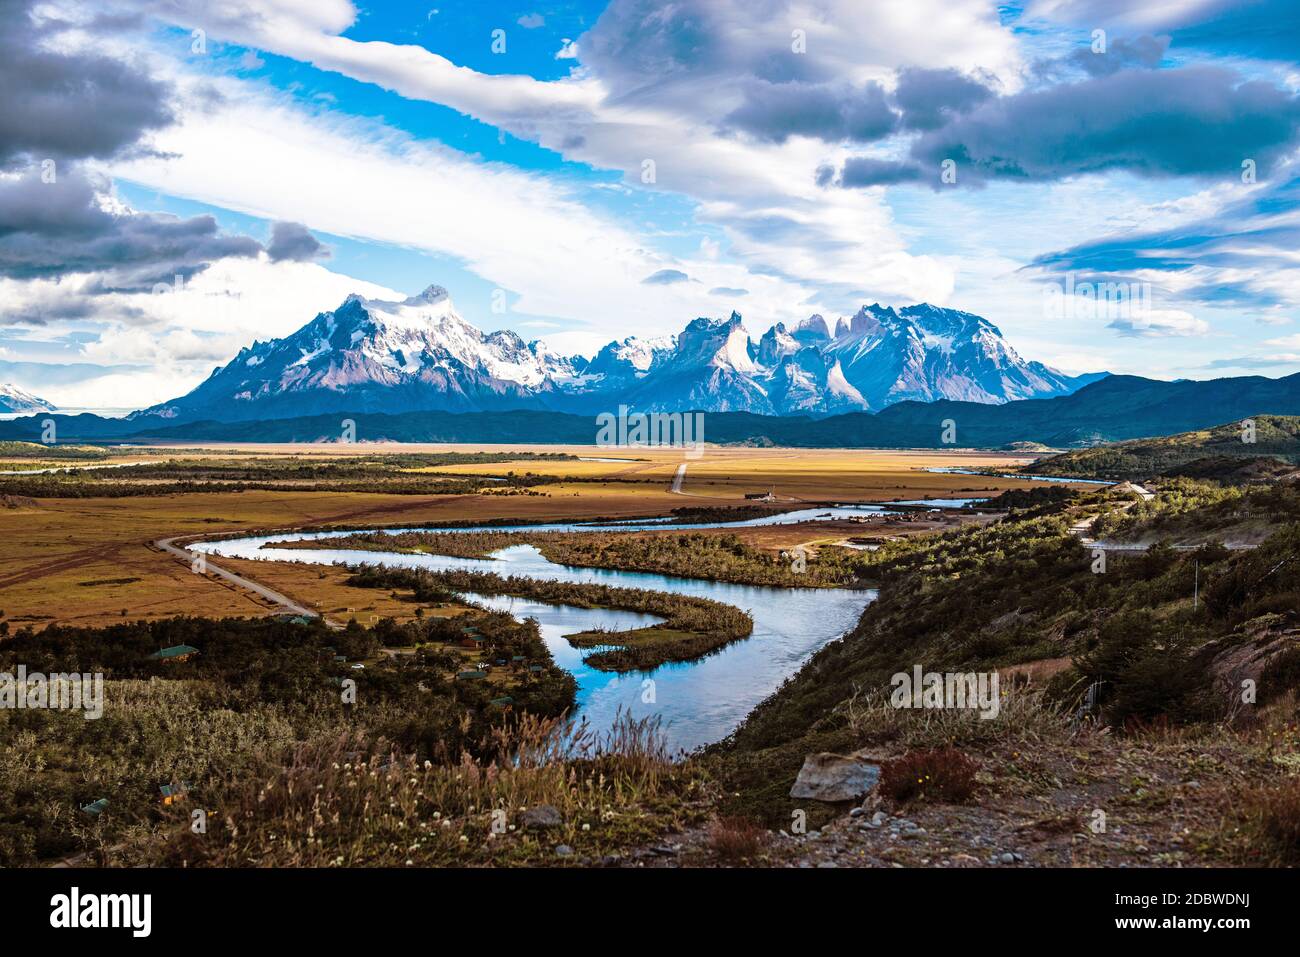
left=2, top=0, right=1300, bottom=408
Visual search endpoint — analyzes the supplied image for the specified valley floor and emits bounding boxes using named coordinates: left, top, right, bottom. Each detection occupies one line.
left=0, top=444, right=1030, bottom=631
left=5, top=443, right=1298, bottom=869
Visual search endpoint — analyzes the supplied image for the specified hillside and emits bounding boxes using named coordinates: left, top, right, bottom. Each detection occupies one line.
left=6, top=373, right=1300, bottom=449
left=1025, top=415, right=1300, bottom=480
left=705, top=482, right=1300, bottom=865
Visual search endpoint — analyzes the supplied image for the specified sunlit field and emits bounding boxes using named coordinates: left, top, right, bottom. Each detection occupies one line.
left=0, top=444, right=1039, bottom=631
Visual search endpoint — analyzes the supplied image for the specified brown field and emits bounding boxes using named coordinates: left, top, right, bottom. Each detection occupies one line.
left=128, top=442, right=1036, bottom=502
left=215, top=557, right=471, bottom=627
left=0, top=444, right=1044, bottom=632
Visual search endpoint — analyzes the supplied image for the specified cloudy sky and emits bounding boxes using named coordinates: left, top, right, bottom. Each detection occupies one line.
left=2, top=0, right=1300, bottom=409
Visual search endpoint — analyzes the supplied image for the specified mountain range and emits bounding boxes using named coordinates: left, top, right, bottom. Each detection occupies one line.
left=0, top=383, right=52, bottom=414
left=135, top=285, right=1102, bottom=423
left=8, top=372, right=1300, bottom=450
left=8, top=284, right=1300, bottom=451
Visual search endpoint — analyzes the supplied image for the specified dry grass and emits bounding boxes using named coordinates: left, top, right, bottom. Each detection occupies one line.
left=125, top=709, right=697, bottom=867
left=880, top=748, right=980, bottom=804
left=706, top=815, right=765, bottom=863
left=843, top=686, right=1080, bottom=751
left=400, top=446, right=1041, bottom=501
left=218, top=557, right=472, bottom=626
left=1234, top=778, right=1300, bottom=866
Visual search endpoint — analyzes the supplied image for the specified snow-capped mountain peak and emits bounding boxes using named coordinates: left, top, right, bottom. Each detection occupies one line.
left=0, top=383, right=54, bottom=414
left=137, top=283, right=1103, bottom=422
left=403, top=283, right=451, bottom=306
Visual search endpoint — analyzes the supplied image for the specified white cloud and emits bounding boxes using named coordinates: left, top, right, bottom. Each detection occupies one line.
left=107, top=71, right=826, bottom=337
left=117, top=0, right=1024, bottom=309
left=1, top=256, right=404, bottom=406
left=1107, top=309, right=1210, bottom=338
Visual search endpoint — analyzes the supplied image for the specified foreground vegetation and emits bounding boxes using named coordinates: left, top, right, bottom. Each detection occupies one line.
left=706, top=478, right=1300, bottom=867
left=127, top=712, right=707, bottom=867
left=0, top=611, right=580, bottom=866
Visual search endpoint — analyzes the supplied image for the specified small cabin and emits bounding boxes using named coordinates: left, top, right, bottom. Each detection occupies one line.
left=456, top=670, right=488, bottom=681
left=160, top=782, right=190, bottom=806
left=80, top=798, right=109, bottom=817
left=146, top=644, right=200, bottom=663
left=744, top=488, right=776, bottom=502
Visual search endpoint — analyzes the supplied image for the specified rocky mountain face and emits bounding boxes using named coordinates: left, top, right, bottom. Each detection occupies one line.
left=0, top=383, right=53, bottom=413
left=137, top=285, right=1101, bottom=423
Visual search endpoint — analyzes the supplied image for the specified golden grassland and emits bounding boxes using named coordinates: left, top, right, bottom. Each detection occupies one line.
left=0, top=445, right=1041, bottom=631
left=216, top=558, right=470, bottom=626
left=118, top=442, right=1035, bottom=499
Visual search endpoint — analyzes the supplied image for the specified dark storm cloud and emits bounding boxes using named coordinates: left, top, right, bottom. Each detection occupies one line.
left=641, top=268, right=691, bottom=285
left=579, top=0, right=853, bottom=138
left=893, top=67, right=994, bottom=131
left=0, top=0, right=174, bottom=167
left=0, top=168, right=263, bottom=289
left=826, top=64, right=1300, bottom=192
left=834, top=157, right=924, bottom=187
left=266, top=221, right=329, bottom=262
left=724, top=80, right=897, bottom=143
left=1068, top=34, right=1169, bottom=77
left=580, top=0, right=805, bottom=90
left=908, top=66, right=1300, bottom=184
left=0, top=1, right=318, bottom=294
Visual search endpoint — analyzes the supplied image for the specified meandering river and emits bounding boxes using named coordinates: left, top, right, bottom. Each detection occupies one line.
left=191, top=510, right=885, bottom=752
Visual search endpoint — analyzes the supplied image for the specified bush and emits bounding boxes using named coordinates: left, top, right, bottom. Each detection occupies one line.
left=880, top=748, right=978, bottom=804
left=1238, top=779, right=1300, bottom=866
left=706, top=815, right=764, bottom=863
left=1259, top=646, right=1300, bottom=704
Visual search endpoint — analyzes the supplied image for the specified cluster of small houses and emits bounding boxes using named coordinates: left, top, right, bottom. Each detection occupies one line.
left=80, top=781, right=190, bottom=819
left=451, top=625, right=546, bottom=711
left=78, top=642, right=203, bottom=817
